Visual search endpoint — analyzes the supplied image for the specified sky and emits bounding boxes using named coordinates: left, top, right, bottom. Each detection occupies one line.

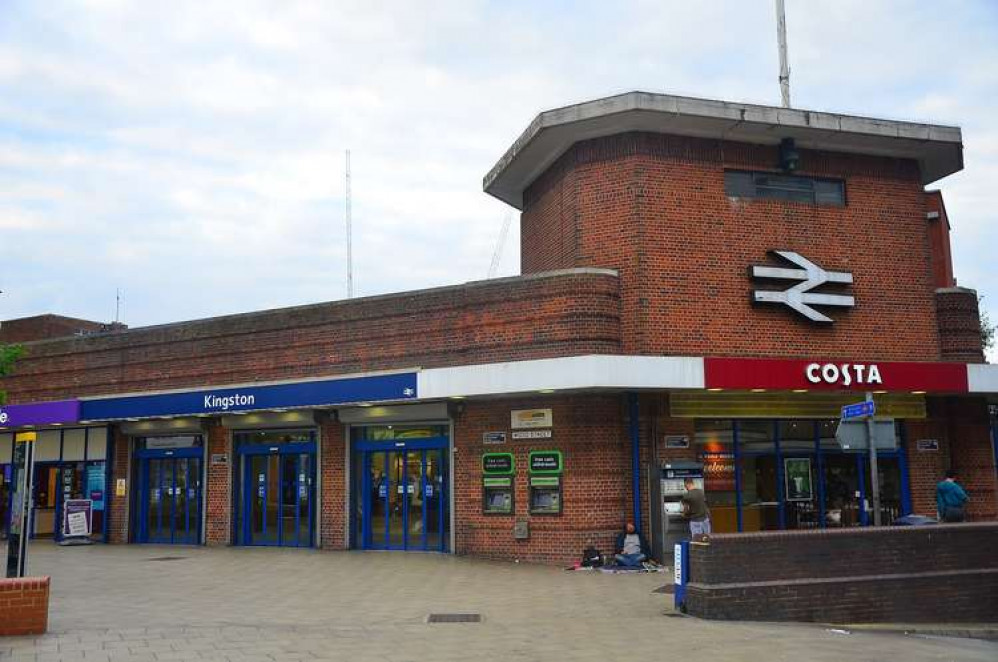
left=1, top=0, right=996, bottom=360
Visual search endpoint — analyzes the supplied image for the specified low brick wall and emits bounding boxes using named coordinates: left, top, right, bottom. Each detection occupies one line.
left=0, top=576, right=50, bottom=636
left=685, top=523, right=998, bottom=623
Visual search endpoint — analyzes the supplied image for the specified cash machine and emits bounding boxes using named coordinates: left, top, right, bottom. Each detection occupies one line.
left=649, top=461, right=704, bottom=564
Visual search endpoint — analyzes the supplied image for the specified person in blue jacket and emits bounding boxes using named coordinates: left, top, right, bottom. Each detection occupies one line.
left=936, top=470, right=969, bottom=523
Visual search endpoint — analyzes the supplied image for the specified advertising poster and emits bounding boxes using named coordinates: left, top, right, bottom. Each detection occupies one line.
left=784, top=458, right=813, bottom=501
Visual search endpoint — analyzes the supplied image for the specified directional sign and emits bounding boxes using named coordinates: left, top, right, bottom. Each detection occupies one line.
left=841, top=400, right=875, bottom=420
left=835, top=419, right=897, bottom=451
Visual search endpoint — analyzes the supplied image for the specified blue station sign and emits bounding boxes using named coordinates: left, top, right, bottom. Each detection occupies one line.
left=80, top=372, right=417, bottom=421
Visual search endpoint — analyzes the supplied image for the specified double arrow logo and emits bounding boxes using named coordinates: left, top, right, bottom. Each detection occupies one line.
left=750, top=251, right=855, bottom=323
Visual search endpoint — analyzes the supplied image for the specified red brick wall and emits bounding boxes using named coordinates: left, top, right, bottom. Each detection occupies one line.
left=943, top=397, right=998, bottom=521
left=453, top=395, right=631, bottom=565
left=0, top=577, right=50, bottom=635
left=320, top=418, right=347, bottom=550
left=106, top=426, right=130, bottom=544
left=936, top=288, right=985, bottom=363
left=925, top=191, right=955, bottom=289
left=522, top=133, right=944, bottom=361
left=903, top=414, right=951, bottom=518
left=686, top=524, right=998, bottom=622
left=1, top=270, right=620, bottom=404
left=0, top=315, right=109, bottom=343
left=204, top=423, right=231, bottom=545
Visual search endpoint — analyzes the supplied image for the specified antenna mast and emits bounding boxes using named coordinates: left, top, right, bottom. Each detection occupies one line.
left=345, top=150, right=353, bottom=298
left=775, top=0, right=791, bottom=108
left=115, top=288, right=122, bottom=323
left=487, top=212, right=513, bottom=279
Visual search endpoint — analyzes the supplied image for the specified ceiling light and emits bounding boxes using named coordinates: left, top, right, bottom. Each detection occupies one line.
left=538, top=389, right=556, bottom=394
left=707, top=388, right=723, bottom=392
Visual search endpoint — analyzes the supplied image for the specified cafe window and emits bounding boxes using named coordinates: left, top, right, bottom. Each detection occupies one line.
left=694, top=420, right=737, bottom=533
left=724, top=170, right=845, bottom=206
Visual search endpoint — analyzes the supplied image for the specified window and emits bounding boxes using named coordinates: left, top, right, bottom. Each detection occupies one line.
left=725, top=170, right=845, bottom=206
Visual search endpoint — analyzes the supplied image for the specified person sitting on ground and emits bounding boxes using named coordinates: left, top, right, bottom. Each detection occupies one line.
left=614, top=522, right=649, bottom=568
left=681, top=477, right=711, bottom=541
left=936, top=469, right=969, bottom=523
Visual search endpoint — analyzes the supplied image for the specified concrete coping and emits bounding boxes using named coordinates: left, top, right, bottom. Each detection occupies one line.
left=484, top=90, right=964, bottom=209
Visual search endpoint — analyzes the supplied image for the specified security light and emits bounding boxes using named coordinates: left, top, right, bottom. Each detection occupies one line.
left=779, top=137, right=800, bottom=172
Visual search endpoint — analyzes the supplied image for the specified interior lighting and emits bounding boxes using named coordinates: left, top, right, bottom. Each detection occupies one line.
left=873, top=390, right=888, bottom=394
left=911, top=390, right=926, bottom=395
left=792, top=389, right=808, bottom=393
left=750, top=388, right=767, bottom=393
left=358, top=403, right=373, bottom=408
left=450, top=396, right=465, bottom=400
left=707, top=388, right=723, bottom=392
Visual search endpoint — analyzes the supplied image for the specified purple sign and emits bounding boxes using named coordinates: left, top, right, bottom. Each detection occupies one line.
left=62, top=499, right=93, bottom=537
left=0, top=399, right=80, bottom=428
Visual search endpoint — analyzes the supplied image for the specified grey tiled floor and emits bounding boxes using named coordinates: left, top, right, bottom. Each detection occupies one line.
left=2, top=543, right=996, bottom=661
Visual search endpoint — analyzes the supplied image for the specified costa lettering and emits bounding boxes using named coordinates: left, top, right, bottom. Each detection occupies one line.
left=0, top=411, right=7, bottom=424
left=805, top=363, right=882, bottom=387
left=203, top=393, right=256, bottom=411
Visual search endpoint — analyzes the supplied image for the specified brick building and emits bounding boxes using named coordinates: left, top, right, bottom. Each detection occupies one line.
left=1, top=92, right=996, bottom=566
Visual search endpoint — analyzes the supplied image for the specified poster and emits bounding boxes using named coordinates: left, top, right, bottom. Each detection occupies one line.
left=701, top=453, right=736, bottom=492
left=784, top=458, right=813, bottom=502
left=62, top=499, right=93, bottom=537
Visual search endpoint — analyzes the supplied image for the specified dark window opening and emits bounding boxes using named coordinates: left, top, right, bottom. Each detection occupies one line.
left=725, top=170, right=845, bottom=206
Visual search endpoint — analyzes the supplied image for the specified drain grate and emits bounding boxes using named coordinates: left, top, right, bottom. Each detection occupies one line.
left=146, top=556, right=187, bottom=562
left=427, top=613, right=482, bottom=624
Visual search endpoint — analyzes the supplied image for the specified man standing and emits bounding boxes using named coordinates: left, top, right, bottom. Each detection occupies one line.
left=936, top=470, right=969, bottom=523
left=681, top=477, right=711, bottom=541
left=614, top=522, right=649, bottom=567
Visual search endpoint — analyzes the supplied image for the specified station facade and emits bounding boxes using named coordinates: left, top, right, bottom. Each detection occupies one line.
left=2, top=92, right=997, bottom=565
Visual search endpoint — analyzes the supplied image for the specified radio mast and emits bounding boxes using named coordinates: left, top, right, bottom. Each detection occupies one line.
left=775, top=0, right=791, bottom=108
left=345, top=150, right=353, bottom=298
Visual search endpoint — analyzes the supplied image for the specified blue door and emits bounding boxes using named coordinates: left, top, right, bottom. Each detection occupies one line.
left=240, top=442, right=315, bottom=547
left=136, top=448, right=203, bottom=544
left=358, top=437, right=448, bottom=551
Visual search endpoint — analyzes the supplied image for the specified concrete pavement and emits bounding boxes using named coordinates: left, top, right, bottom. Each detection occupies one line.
left=2, top=543, right=996, bottom=661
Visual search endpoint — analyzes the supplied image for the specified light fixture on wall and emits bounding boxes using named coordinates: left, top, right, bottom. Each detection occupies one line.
left=779, top=137, right=800, bottom=172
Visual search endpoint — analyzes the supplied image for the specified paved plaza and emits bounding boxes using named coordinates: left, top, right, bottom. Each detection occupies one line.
left=2, top=543, right=996, bottom=661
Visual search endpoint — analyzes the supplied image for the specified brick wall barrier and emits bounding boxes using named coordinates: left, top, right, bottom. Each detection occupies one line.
left=685, top=523, right=998, bottom=622
left=0, top=577, right=50, bottom=636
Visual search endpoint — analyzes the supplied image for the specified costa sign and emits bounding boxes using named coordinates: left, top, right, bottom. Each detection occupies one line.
left=805, top=363, right=881, bottom=387
left=704, top=358, right=967, bottom=393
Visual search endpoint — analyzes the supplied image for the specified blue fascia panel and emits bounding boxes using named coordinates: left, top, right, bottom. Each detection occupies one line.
left=81, top=372, right=417, bottom=421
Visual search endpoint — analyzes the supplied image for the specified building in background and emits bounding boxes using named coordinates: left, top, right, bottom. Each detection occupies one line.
left=1, top=92, right=996, bottom=565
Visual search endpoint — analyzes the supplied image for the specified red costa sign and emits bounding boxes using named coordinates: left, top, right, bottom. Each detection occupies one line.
left=704, top=358, right=968, bottom=393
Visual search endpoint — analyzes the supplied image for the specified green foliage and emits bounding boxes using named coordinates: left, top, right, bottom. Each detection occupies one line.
left=0, top=344, right=24, bottom=405
left=981, top=296, right=995, bottom=354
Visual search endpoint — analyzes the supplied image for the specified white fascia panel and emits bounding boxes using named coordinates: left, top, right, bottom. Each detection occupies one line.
left=418, top=355, right=704, bottom=399
left=967, top=364, right=998, bottom=393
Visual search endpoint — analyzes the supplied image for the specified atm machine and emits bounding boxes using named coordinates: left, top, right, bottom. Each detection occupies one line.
left=649, top=461, right=704, bottom=564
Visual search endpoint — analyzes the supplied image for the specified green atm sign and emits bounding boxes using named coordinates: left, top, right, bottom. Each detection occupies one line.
left=482, top=453, right=514, bottom=475
left=528, top=450, right=563, bottom=475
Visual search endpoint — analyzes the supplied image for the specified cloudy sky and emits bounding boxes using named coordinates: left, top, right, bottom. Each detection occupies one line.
left=1, top=0, right=996, bottom=358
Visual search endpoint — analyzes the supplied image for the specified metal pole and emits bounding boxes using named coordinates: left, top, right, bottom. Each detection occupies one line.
left=866, top=391, right=882, bottom=526
left=628, top=393, right=642, bottom=534
left=775, top=0, right=791, bottom=108
left=345, top=150, right=353, bottom=299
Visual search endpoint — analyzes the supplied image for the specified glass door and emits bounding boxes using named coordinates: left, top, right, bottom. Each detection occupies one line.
left=139, top=455, right=203, bottom=544
left=244, top=451, right=314, bottom=547
left=360, top=440, right=448, bottom=551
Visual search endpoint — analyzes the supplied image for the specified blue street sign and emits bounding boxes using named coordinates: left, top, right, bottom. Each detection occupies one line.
left=841, top=400, right=875, bottom=420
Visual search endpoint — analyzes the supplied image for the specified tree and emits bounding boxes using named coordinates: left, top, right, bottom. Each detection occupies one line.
left=0, top=344, right=24, bottom=405
left=981, top=302, right=996, bottom=356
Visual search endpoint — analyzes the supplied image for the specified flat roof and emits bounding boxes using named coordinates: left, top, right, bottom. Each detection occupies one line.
left=484, top=91, right=964, bottom=209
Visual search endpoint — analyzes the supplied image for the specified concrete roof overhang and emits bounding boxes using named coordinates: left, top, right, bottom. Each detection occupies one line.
left=483, top=91, right=964, bottom=210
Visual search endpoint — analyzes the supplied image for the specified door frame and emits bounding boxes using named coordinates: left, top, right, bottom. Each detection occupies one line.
left=236, top=440, right=317, bottom=547
left=355, top=436, right=448, bottom=552
left=134, top=446, right=204, bottom=544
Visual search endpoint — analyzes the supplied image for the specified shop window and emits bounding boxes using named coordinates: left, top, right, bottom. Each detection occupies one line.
left=738, top=420, right=776, bottom=453
left=234, top=430, right=309, bottom=446
left=738, top=455, right=781, bottom=531
left=694, top=420, right=737, bottom=533
left=822, top=455, right=863, bottom=527
left=725, top=170, right=845, bottom=206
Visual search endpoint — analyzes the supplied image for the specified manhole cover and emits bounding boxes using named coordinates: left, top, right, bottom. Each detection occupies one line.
left=653, top=584, right=675, bottom=594
left=427, top=613, right=482, bottom=623
left=146, top=556, right=187, bottom=562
